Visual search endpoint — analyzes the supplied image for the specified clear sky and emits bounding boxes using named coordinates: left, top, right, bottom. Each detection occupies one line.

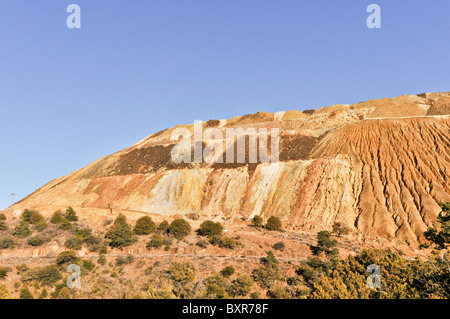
left=0, top=0, right=449, bottom=209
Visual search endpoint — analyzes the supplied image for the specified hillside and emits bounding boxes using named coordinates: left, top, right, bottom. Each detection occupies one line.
left=5, top=92, right=450, bottom=246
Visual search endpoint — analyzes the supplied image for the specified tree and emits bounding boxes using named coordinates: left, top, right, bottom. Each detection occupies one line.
left=64, top=207, right=79, bottom=222
left=198, top=220, right=223, bottom=237
left=168, top=262, right=196, bottom=283
left=168, top=219, right=191, bottom=240
left=59, top=219, right=72, bottom=230
left=220, top=266, right=235, bottom=278
left=0, top=221, right=8, bottom=231
left=158, top=220, right=169, bottom=233
left=133, top=216, right=156, bottom=235
left=332, top=222, right=350, bottom=237
left=424, top=202, right=450, bottom=249
left=58, top=287, right=71, bottom=299
left=13, top=221, right=32, bottom=238
left=56, top=250, right=79, bottom=267
left=314, top=231, right=338, bottom=256
left=228, top=275, right=254, bottom=297
left=252, top=251, right=280, bottom=289
left=106, top=214, right=137, bottom=248
left=50, top=211, right=64, bottom=224
left=265, top=216, right=282, bottom=231
left=146, top=234, right=164, bottom=249
left=0, top=285, right=11, bottom=299
left=251, top=215, right=263, bottom=228
left=20, top=286, right=34, bottom=299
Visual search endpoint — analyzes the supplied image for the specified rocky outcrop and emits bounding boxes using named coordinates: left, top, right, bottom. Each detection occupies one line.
left=8, top=92, right=450, bottom=245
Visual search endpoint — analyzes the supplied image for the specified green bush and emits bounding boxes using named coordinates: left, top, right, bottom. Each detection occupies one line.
left=146, top=234, right=164, bottom=249
left=50, top=211, right=64, bottom=224
left=20, top=286, right=34, bottom=299
left=198, top=220, right=223, bottom=237
left=265, top=216, right=282, bottom=231
left=116, top=254, right=135, bottom=266
left=167, top=262, right=196, bottom=283
left=251, top=215, right=263, bottom=228
left=0, top=221, right=8, bottom=231
left=98, top=253, right=106, bottom=265
left=0, top=237, right=15, bottom=249
left=220, top=266, right=235, bottom=278
left=196, top=239, right=209, bottom=248
left=58, top=287, right=71, bottom=299
left=217, top=237, right=239, bottom=250
left=22, top=209, right=47, bottom=230
left=106, top=214, right=137, bottom=248
left=0, top=213, right=6, bottom=220
left=64, top=207, right=78, bottom=222
left=65, top=236, right=84, bottom=250
left=228, top=275, right=254, bottom=297
left=59, top=219, right=72, bottom=230
left=35, top=265, right=63, bottom=286
left=0, top=267, right=11, bottom=279
left=27, top=236, right=47, bottom=247
left=168, top=219, right=191, bottom=240
left=157, top=220, right=169, bottom=233
left=56, top=250, right=79, bottom=267
left=13, top=221, right=32, bottom=238
left=133, top=216, right=156, bottom=235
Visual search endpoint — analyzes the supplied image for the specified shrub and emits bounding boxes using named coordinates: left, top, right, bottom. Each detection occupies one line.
left=21, top=209, right=35, bottom=222
left=64, top=207, right=78, bottom=222
left=38, top=289, right=48, bottom=299
left=50, top=211, right=64, bottom=224
left=220, top=266, right=235, bottom=278
left=168, top=219, right=191, bottom=240
left=157, top=220, right=169, bottom=233
left=106, top=214, right=137, bottom=248
left=167, top=262, right=196, bottom=283
left=98, top=253, right=106, bottom=265
left=315, top=231, right=338, bottom=256
left=265, top=216, right=282, bottom=231
left=13, top=221, right=32, bottom=238
left=99, top=245, right=107, bottom=255
left=146, top=234, right=164, bottom=249
left=252, top=215, right=264, bottom=228
left=0, top=267, right=11, bottom=279
left=0, top=221, right=8, bottom=231
left=116, top=254, right=135, bottom=266
left=56, top=250, right=79, bottom=267
left=133, top=216, right=156, bottom=235
left=198, top=220, right=223, bottom=237
left=22, top=209, right=47, bottom=230
left=20, top=287, right=34, bottom=299
left=59, top=219, right=72, bottom=230
left=267, top=285, right=287, bottom=299
left=0, top=237, right=15, bottom=249
left=81, top=259, right=95, bottom=272
left=35, top=265, right=63, bottom=286
left=58, top=287, right=71, bottom=299
left=65, top=236, right=84, bottom=250
left=0, top=285, right=11, bottom=299
left=0, top=213, right=6, bottom=220
left=27, top=236, right=47, bottom=247
left=228, top=275, right=254, bottom=297
left=273, top=241, right=285, bottom=251
left=332, top=222, right=350, bottom=237
left=196, top=239, right=209, bottom=248
left=218, top=237, right=239, bottom=250
left=252, top=251, right=280, bottom=289
left=34, top=220, right=48, bottom=231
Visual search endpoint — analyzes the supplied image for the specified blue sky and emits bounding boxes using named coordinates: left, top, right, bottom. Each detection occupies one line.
left=0, top=0, right=449, bottom=209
